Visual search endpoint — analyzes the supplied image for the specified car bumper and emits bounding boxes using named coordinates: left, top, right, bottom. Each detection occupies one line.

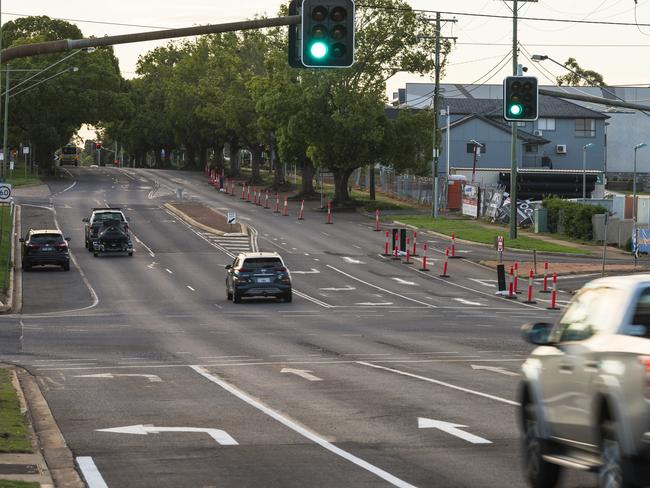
left=235, top=284, right=291, bottom=297
left=24, top=255, right=69, bottom=265
left=93, top=240, right=133, bottom=253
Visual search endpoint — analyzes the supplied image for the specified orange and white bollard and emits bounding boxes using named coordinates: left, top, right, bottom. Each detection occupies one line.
left=547, top=273, right=560, bottom=310
left=265, top=191, right=270, bottom=209
left=282, top=197, right=289, bottom=216
left=274, top=193, right=280, bottom=213
left=298, top=200, right=305, bottom=220
left=419, top=242, right=429, bottom=272
left=241, top=184, right=246, bottom=200
left=257, top=190, right=262, bottom=206
left=505, top=266, right=517, bottom=299
left=374, top=209, right=381, bottom=231
left=392, top=233, right=401, bottom=260
left=326, top=202, right=332, bottom=224
left=439, top=247, right=450, bottom=277
left=412, top=231, right=418, bottom=256
left=540, top=261, right=550, bottom=293
left=514, top=261, right=520, bottom=294
left=383, top=229, right=391, bottom=256
left=247, top=186, right=251, bottom=202
left=403, top=237, right=412, bottom=264
left=230, top=181, right=235, bottom=196
left=524, top=269, right=537, bottom=304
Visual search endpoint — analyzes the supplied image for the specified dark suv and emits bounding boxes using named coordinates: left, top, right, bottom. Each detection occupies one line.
left=225, top=252, right=292, bottom=303
left=20, top=229, right=71, bottom=271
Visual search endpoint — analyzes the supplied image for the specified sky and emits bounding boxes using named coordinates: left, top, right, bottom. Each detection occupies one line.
left=5, top=0, right=650, bottom=99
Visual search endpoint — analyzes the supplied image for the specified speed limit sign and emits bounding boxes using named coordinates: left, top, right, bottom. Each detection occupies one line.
left=0, top=184, right=11, bottom=202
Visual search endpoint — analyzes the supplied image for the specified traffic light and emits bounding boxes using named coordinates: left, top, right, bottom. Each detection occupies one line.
left=503, top=76, right=538, bottom=121
left=95, top=142, right=102, bottom=150
left=301, top=0, right=355, bottom=68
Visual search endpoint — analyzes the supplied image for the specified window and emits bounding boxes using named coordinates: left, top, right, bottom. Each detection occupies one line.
left=537, top=118, right=555, bottom=131
left=626, top=287, right=650, bottom=338
left=576, top=118, right=596, bottom=137
left=551, top=287, right=625, bottom=342
left=524, top=144, right=538, bottom=153
left=466, top=143, right=486, bottom=154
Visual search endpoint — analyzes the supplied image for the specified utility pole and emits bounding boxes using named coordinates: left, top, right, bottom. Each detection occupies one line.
left=432, top=13, right=456, bottom=218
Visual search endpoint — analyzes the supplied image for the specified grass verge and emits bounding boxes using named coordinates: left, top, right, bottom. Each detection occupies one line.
left=0, top=481, right=40, bottom=488
left=0, top=206, right=12, bottom=292
left=0, top=369, right=32, bottom=453
left=5, top=162, right=42, bottom=188
left=392, top=216, right=587, bottom=254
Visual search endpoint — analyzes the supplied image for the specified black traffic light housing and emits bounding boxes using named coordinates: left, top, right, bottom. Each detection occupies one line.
left=301, top=0, right=355, bottom=68
left=503, top=76, right=538, bottom=121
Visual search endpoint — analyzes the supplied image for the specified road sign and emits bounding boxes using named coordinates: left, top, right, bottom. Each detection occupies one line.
left=496, top=236, right=504, bottom=252
left=22, top=146, right=29, bottom=155
left=0, top=184, right=12, bottom=202
left=227, top=211, right=237, bottom=225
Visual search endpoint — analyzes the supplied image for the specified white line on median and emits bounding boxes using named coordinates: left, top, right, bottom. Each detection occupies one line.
left=77, top=456, right=108, bottom=488
left=190, top=366, right=417, bottom=488
left=357, top=361, right=520, bottom=407
left=166, top=268, right=173, bottom=274
left=187, top=285, right=195, bottom=292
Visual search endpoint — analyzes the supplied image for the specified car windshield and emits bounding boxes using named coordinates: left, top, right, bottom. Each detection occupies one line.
left=62, top=147, right=76, bottom=154
left=31, top=233, right=63, bottom=244
left=94, top=212, right=124, bottom=222
left=241, top=258, right=282, bottom=269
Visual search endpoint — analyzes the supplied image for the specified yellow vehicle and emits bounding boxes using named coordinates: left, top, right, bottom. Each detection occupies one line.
left=59, top=145, right=79, bottom=166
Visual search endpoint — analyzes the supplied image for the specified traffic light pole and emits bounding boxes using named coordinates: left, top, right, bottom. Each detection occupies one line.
left=509, top=0, right=518, bottom=240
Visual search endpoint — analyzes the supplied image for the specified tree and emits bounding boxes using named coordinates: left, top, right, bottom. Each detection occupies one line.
left=556, top=58, right=606, bottom=86
left=3, top=16, right=128, bottom=174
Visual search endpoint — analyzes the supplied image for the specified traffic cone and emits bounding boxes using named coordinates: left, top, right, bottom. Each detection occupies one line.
left=547, top=273, right=560, bottom=310
left=524, top=269, right=537, bottom=304
left=282, top=197, right=289, bottom=216
left=419, top=242, right=429, bottom=271
left=374, top=209, right=381, bottom=231
left=540, top=261, right=550, bottom=293
left=274, top=193, right=280, bottom=213
left=383, top=229, right=391, bottom=256
left=326, top=201, right=332, bottom=224
left=298, top=200, right=305, bottom=220
left=403, top=237, right=413, bottom=264
left=439, top=247, right=450, bottom=278
left=265, top=191, right=270, bottom=209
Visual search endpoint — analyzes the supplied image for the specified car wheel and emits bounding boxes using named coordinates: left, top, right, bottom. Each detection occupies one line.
left=226, top=287, right=233, bottom=301
left=599, top=421, right=636, bottom=488
left=62, top=262, right=70, bottom=271
left=128, top=252, right=133, bottom=257
left=22, top=262, right=30, bottom=272
left=283, top=292, right=292, bottom=303
left=522, top=401, right=561, bottom=488
left=93, top=251, right=99, bottom=257
left=233, top=291, right=241, bottom=304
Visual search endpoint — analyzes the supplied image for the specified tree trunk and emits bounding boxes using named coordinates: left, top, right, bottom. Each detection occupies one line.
left=154, top=148, right=163, bottom=169
left=295, top=157, right=318, bottom=198
left=271, top=136, right=285, bottom=188
left=163, top=147, right=173, bottom=169
left=369, top=164, right=376, bottom=201
left=332, top=167, right=355, bottom=206
left=229, top=139, right=241, bottom=177
left=196, top=145, right=208, bottom=171
left=249, top=145, right=263, bottom=185
left=35, top=144, right=57, bottom=176
left=185, top=145, right=197, bottom=170
left=213, top=143, right=225, bottom=173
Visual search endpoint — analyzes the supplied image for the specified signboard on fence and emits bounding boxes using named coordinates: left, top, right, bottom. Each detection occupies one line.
left=462, top=184, right=480, bottom=218
left=636, top=228, right=650, bottom=254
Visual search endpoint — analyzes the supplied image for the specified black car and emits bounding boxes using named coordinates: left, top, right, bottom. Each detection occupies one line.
left=225, top=252, right=292, bottom=303
left=90, top=218, right=133, bottom=257
left=83, top=208, right=128, bottom=251
left=21, top=229, right=70, bottom=271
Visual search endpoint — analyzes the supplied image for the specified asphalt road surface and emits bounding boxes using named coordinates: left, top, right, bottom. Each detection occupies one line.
left=1, top=167, right=600, bottom=487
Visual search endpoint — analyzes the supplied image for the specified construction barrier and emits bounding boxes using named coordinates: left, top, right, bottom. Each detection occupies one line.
left=298, top=200, right=305, bottom=220
left=374, top=209, right=381, bottom=231
left=391, top=232, right=401, bottom=260
left=505, top=266, right=517, bottom=299
left=540, top=261, right=550, bottom=293
left=383, top=229, right=391, bottom=256
left=513, top=261, right=520, bottom=294
left=450, top=232, right=460, bottom=258
left=547, top=273, right=560, bottom=310
left=524, top=269, right=537, bottom=304
left=419, top=242, right=429, bottom=271
left=439, top=247, right=450, bottom=278
left=403, top=237, right=412, bottom=264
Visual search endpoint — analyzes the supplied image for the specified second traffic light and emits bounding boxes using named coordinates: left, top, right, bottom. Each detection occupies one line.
left=301, top=0, right=355, bottom=68
left=503, top=76, right=538, bottom=121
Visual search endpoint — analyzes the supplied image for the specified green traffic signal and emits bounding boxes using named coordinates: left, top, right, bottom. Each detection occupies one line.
left=509, top=104, right=523, bottom=117
left=503, top=76, right=538, bottom=121
left=300, top=0, right=355, bottom=68
left=310, top=41, right=328, bottom=59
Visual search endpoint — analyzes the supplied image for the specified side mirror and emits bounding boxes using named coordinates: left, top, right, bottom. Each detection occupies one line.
left=225, top=264, right=232, bottom=270
left=19, top=238, right=24, bottom=243
left=65, top=237, right=71, bottom=242
left=521, top=322, right=555, bottom=346
left=82, top=218, right=89, bottom=223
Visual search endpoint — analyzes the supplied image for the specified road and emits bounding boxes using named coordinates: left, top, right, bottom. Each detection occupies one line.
left=1, top=167, right=598, bottom=487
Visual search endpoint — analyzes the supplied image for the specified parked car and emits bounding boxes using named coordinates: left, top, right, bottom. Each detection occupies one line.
left=83, top=208, right=133, bottom=257
left=225, top=252, right=292, bottom=303
left=20, top=229, right=70, bottom=271
left=519, top=274, right=650, bottom=488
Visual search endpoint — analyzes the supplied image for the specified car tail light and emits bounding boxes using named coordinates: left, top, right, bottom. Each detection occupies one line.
left=275, top=266, right=288, bottom=273
left=56, top=243, right=68, bottom=250
left=640, top=356, right=650, bottom=399
left=238, top=268, right=253, bottom=273
left=26, top=243, right=40, bottom=248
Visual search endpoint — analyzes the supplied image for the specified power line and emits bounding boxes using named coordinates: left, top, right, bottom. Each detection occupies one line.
left=457, top=42, right=650, bottom=47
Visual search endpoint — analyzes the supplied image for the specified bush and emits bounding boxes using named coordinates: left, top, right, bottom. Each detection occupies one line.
left=542, top=197, right=607, bottom=240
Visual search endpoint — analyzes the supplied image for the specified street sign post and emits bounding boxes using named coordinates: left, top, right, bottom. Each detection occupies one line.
left=0, top=184, right=12, bottom=202
left=227, top=211, right=237, bottom=231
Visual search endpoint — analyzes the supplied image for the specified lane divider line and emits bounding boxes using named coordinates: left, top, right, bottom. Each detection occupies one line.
left=77, top=456, right=108, bottom=488
left=190, top=365, right=418, bottom=488
left=357, top=361, right=520, bottom=407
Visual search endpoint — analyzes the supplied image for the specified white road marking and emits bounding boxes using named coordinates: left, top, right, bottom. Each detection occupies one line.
left=471, top=364, right=520, bottom=377
left=320, top=285, right=355, bottom=291
left=292, top=268, right=320, bottom=274
left=293, top=290, right=332, bottom=308
left=468, top=278, right=496, bottom=288
left=355, top=302, right=394, bottom=306
left=190, top=366, right=417, bottom=488
left=342, top=256, right=365, bottom=264
left=418, top=418, right=491, bottom=444
left=327, top=265, right=435, bottom=308
left=75, top=373, right=162, bottom=383
left=352, top=245, right=362, bottom=249
left=281, top=368, right=323, bottom=381
left=357, top=362, right=520, bottom=406
left=97, top=424, right=238, bottom=445
left=147, top=261, right=158, bottom=269
left=165, top=268, right=173, bottom=274
left=453, top=298, right=484, bottom=306
left=187, top=285, right=195, bottom=292
left=132, top=234, right=155, bottom=257
left=77, top=456, right=108, bottom=488
left=392, top=278, right=417, bottom=286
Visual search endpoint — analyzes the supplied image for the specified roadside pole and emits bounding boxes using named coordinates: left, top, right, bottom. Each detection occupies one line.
left=602, top=213, right=608, bottom=276
left=509, top=0, right=518, bottom=240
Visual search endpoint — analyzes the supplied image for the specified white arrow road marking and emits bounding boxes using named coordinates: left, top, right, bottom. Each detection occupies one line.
left=453, top=298, right=484, bottom=306
left=342, top=257, right=365, bottom=264
left=392, top=278, right=417, bottom=286
left=146, top=261, right=159, bottom=270
left=471, top=364, right=520, bottom=377
left=468, top=278, right=496, bottom=288
left=292, top=268, right=320, bottom=274
left=77, top=457, right=108, bottom=488
left=355, top=302, right=394, bottom=306
left=75, top=373, right=162, bottom=383
left=319, top=285, right=356, bottom=291
left=96, top=425, right=238, bottom=445
left=281, top=368, right=323, bottom=381
left=418, top=418, right=492, bottom=444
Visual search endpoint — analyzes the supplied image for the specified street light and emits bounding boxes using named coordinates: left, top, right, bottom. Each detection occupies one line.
left=582, top=143, right=593, bottom=202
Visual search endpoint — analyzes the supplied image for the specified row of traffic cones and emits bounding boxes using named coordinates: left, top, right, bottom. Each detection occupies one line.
left=504, top=261, right=560, bottom=310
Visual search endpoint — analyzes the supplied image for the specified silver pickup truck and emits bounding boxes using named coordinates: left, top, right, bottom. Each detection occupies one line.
left=519, top=274, right=650, bottom=488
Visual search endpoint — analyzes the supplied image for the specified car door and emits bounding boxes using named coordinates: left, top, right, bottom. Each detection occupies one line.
left=541, top=286, right=624, bottom=444
left=227, top=257, right=239, bottom=291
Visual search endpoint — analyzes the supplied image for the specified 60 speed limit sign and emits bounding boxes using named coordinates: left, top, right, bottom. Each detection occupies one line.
left=0, top=184, right=11, bottom=202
